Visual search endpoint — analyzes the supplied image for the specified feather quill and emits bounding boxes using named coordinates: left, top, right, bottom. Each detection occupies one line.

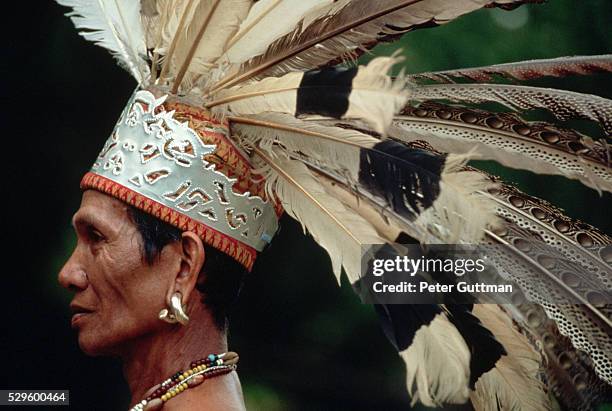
left=156, top=0, right=195, bottom=82
left=172, top=0, right=222, bottom=91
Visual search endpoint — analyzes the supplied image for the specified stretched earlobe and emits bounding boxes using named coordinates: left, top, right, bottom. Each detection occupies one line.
left=158, top=291, right=189, bottom=325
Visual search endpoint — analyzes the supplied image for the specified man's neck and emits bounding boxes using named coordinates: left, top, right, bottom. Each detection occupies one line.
left=121, top=307, right=241, bottom=409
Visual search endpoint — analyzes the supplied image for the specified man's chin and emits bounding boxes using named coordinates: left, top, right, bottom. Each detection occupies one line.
left=75, top=321, right=149, bottom=357
left=77, top=333, right=119, bottom=357
left=78, top=339, right=106, bottom=356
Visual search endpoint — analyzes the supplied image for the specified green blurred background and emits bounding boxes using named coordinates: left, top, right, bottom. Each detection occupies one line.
left=1, top=1, right=610, bottom=410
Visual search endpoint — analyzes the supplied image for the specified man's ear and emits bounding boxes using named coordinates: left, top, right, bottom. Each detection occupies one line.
left=166, top=231, right=205, bottom=306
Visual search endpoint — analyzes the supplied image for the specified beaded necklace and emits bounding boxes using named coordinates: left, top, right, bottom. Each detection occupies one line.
left=129, top=352, right=239, bottom=411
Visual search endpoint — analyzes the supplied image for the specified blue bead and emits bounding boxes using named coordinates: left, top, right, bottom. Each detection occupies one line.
left=208, top=354, right=216, bottom=362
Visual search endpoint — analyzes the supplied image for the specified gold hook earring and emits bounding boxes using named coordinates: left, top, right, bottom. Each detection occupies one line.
left=158, top=291, right=190, bottom=325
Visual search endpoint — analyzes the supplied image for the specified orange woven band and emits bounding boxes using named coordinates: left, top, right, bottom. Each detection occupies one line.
left=80, top=90, right=282, bottom=271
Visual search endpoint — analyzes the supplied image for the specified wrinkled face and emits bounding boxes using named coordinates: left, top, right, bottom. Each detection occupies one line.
left=58, top=190, right=178, bottom=356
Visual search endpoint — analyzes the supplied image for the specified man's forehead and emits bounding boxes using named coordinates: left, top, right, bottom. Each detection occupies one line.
left=74, top=190, right=129, bottom=222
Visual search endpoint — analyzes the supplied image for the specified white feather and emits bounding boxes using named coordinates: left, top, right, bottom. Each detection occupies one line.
left=154, top=0, right=192, bottom=55
left=399, top=312, right=471, bottom=407
left=346, top=55, right=408, bottom=134
left=223, top=0, right=335, bottom=64
left=211, top=69, right=303, bottom=114
left=173, top=0, right=251, bottom=77
left=233, top=113, right=499, bottom=244
left=255, top=149, right=384, bottom=283
left=210, top=56, right=408, bottom=133
left=415, top=153, right=500, bottom=244
left=209, top=0, right=532, bottom=91
left=231, top=113, right=378, bottom=181
left=56, top=0, right=148, bottom=83
left=315, top=174, right=405, bottom=242
left=471, top=304, right=550, bottom=411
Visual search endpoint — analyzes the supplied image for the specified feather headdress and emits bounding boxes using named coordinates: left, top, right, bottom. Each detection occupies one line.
left=57, top=0, right=612, bottom=409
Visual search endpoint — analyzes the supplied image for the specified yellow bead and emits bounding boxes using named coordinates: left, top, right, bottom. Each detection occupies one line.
left=178, top=375, right=184, bottom=381
left=183, top=383, right=188, bottom=390
left=161, top=394, right=168, bottom=402
left=188, top=369, right=193, bottom=376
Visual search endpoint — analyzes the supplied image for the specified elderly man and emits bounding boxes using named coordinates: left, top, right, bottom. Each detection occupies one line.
left=57, top=90, right=277, bottom=410
left=56, top=0, right=612, bottom=410
left=60, top=189, right=249, bottom=410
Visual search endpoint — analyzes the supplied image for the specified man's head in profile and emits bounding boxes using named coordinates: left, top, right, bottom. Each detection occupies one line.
left=59, top=190, right=245, bottom=356
left=57, top=90, right=279, bottom=410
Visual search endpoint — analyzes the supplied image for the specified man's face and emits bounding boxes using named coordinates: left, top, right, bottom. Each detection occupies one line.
left=58, top=190, right=177, bottom=356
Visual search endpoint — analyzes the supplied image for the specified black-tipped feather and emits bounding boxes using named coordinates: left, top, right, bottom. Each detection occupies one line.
left=358, top=140, right=446, bottom=219
left=446, top=305, right=506, bottom=389
left=296, top=66, right=358, bottom=118
left=373, top=303, right=441, bottom=351
left=358, top=243, right=506, bottom=393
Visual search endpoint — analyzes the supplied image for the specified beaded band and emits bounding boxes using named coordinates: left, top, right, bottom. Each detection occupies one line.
left=129, top=352, right=239, bottom=411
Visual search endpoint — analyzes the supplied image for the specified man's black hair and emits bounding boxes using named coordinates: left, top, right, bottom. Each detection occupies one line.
left=127, top=206, right=247, bottom=331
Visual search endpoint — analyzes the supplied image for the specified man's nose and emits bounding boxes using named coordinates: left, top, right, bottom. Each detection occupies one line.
left=58, top=251, right=89, bottom=292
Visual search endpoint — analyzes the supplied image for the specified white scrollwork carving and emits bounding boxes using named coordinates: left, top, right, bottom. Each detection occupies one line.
left=90, top=90, right=278, bottom=251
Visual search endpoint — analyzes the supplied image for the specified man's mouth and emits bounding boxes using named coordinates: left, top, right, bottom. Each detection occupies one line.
left=70, top=304, right=94, bottom=328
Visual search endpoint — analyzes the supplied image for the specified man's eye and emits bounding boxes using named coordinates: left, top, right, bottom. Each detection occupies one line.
left=88, top=227, right=105, bottom=242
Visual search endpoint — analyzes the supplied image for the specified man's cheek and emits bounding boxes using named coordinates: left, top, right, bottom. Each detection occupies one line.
left=104, top=241, right=144, bottom=277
